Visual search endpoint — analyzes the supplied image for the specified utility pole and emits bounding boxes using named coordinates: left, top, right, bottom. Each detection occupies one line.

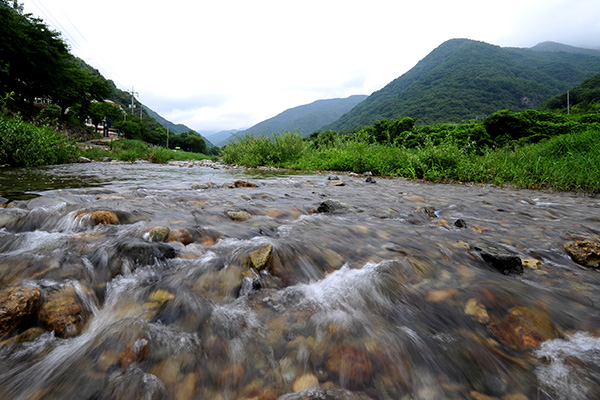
left=127, top=86, right=139, bottom=115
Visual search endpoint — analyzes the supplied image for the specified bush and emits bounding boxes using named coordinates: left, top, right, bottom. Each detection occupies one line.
left=0, top=115, right=78, bottom=167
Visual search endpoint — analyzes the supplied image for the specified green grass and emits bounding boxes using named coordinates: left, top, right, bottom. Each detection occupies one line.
left=221, top=128, right=600, bottom=193
left=81, top=139, right=209, bottom=163
left=0, top=115, right=79, bottom=167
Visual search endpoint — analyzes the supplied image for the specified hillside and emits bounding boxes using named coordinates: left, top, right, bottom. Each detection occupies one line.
left=207, top=130, right=245, bottom=147
left=238, top=95, right=367, bottom=139
left=326, top=39, right=600, bottom=131
left=542, top=72, right=600, bottom=111
left=142, top=105, right=214, bottom=147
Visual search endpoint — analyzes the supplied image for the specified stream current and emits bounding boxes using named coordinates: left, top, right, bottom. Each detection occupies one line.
left=0, top=161, right=599, bottom=399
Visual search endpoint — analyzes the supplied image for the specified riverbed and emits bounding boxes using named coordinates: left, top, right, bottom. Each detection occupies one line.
left=0, top=161, right=599, bottom=399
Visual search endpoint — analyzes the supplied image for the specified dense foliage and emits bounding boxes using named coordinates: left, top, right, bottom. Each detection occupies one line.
left=326, top=39, right=600, bottom=132
left=0, top=115, right=78, bottom=166
left=542, top=72, right=600, bottom=114
left=223, top=110, right=600, bottom=193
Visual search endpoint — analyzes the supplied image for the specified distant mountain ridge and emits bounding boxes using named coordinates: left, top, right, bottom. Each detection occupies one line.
left=142, top=105, right=214, bottom=147
left=240, top=95, right=367, bottom=137
left=325, top=39, right=600, bottom=131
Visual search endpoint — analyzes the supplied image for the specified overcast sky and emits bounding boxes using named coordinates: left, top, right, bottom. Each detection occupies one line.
left=19, top=0, right=600, bottom=134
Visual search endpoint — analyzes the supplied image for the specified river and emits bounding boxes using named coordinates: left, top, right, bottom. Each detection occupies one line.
left=0, top=161, right=599, bottom=399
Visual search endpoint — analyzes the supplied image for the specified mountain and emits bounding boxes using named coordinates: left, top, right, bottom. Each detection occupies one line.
left=240, top=95, right=367, bottom=138
left=542, top=72, right=600, bottom=111
left=142, top=105, right=214, bottom=147
left=326, top=39, right=600, bottom=131
left=206, top=129, right=245, bottom=147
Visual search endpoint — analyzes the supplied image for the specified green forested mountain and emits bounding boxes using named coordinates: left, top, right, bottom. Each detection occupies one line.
left=542, top=72, right=600, bottom=112
left=326, top=39, right=600, bottom=131
left=142, top=105, right=214, bottom=147
left=239, top=95, right=367, bottom=138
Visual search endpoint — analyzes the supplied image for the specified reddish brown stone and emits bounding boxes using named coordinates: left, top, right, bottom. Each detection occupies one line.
left=119, top=337, right=150, bottom=368
left=325, top=343, right=373, bottom=389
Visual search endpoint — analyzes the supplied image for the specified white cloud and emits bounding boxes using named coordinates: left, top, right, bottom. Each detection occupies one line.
left=20, top=0, right=600, bottom=133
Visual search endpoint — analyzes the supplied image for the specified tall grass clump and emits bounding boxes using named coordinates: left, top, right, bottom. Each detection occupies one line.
left=0, top=115, right=78, bottom=167
left=474, top=128, right=600, bottom=192
left=221, top=132, right=305, bottom=167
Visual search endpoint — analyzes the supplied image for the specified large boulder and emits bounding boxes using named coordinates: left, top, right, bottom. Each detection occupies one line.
left=38, top=286, right=88, bottom=338
left=0, top=286, right=41, bottom=339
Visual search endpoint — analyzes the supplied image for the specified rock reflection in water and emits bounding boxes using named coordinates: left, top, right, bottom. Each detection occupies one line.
left=0, top=162, right=599, bottom=399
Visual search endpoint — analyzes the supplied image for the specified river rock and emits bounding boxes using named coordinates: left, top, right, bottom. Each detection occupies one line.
left=218, top=362, right=244, bottom=387
left=464, top=298, right=489, bottom=323
left=144, top=226, right=170, bottom=242
left=328, top=180, right=345, bottom=187
left=117, top=240, right=177, bottom=266
left=226, top=210, right=252, bottom=221
left=315, top=199, right=361, bottom=214
left=325, top=343, right=372, bottom=389
left=38, top=286, right=87, bottom=338
left=120, top=337, right=150, bottom=368
left=77, top=210, right=119, bottom=225
left=279, top=386, right=374, bottom=400
left=488, top=306, right=558, bottom=351
left=167, top=227, right=193, bottom=245
left=250, top=243, right=273, bottom=271
left=292, top=373, right=319, bottom=392
left=474, top=245, right=523, bottom=275
left=0, top=286, right=41, bottom=339
left=521, top=259, right=542, bottom=269
left=0, top=196, right=8, bottom=206
left=78, top=156, right=92, bottom=163
left=564, top=239, right=600, bottom=267
left=234, top=180, right=258, bottom=188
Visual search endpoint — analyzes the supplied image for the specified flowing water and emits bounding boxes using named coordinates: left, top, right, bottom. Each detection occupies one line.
left=0, top=161, right=599, bottom=399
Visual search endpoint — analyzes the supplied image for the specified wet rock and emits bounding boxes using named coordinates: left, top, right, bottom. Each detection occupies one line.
left=234, top=180, right=258, bottom=188
left=218, top=362, right=244, bottom=387
left=315, top=199, right=361, bottom=214
left=365, top=177, right=376, bottom=184
left=328, top=180, right=345, bottom=187
left=76, top=210, right=119, bottom=225
left=100, top=366, right=167, bottom=400
left=474, top=246, right=523, bottom=275
left=404, top=195, right=425, bottom=202
left=564, top=239, right=600, bottom=267
left=464, top=298, right=490, bottom=323
left=250, top=243, right=273, bottom=271
left=327, top=175, right=340, bottom=181
left=78, top=156, right=92, bottom=163
left=144, top=226, right=170, bottom=242
left=227, top=210, right=252, bottom=221
left=522, top=259, right=542, bottom=269
left=0, top=286, right=41, bottom=339
left=144, top=289, right=175, bottom=310
left=1, top=327, right=46, bottom=346
left=279, top=386, right=374, bottom=400
left=454, top=219, right=467, bottom=228
left=426, top=289, right=459, bottom=303
left=117, top=240, right=177, bottom=266
left=489, top=306, right=558, bottom=351
left=0, top=196, right=7, bottom=206
left=325, top=343, right=373, bottom=389
left=120, top=337, right=150, bottom=368
left=167, top=227, right=193, bottom=245
left=292, top=373, right=319, bottom=392
left=38, top=286, right=88, bottom=338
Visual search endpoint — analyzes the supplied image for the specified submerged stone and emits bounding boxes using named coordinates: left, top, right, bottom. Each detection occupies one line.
left=226, top=210, right=252, bottom=221
left=489, top=306, right=558, bottom=351
left=167, top=227, right=193, bottom=245
left=117, top=240, right=177, bottom=266
left=325, top=343, right=373, bottom=389
left=474, top=245, right=523, bottom=275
